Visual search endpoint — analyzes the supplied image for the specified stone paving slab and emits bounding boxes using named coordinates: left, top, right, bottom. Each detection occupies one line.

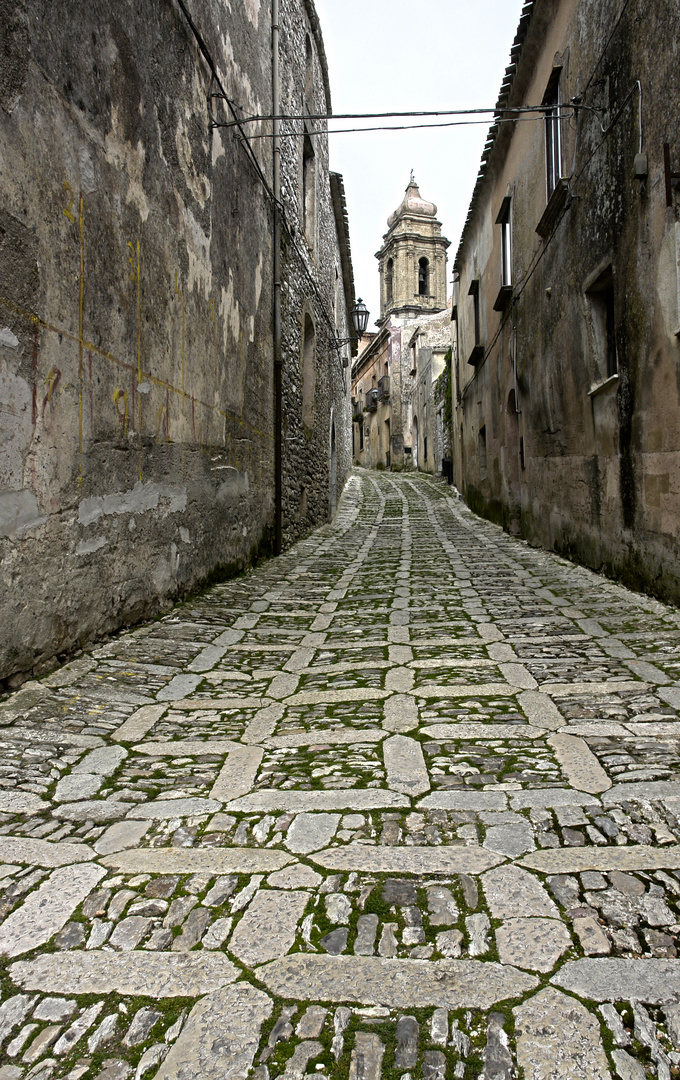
left=519, top=845, right=680, bottom=874
left=542, top=680, right=645, bottom=696
left=168, top=697, right=268, bottom=710
left=0, top=864, right=106, bottom=957
left=228, top=890, right=309, bottom=966
left=101, top=848, right=294, bottom=874
left=265, top=729, right=385, bottom=748
left=210, top=746, right=263, bottom=801
left=0, top=792, right=47, bottom=815
left=495, top=918, right=572, bottom=973
left=52, top=799, right=134, bottom=822
left=552, top=959, right=680, bottom=1003
left=256, top=956, right=538, bottom=1008
left=509, top=789, right=601, bottom=810
left=0, top=838, right=96, bottom=866
left=132, top=740, right=240, bottom=755
left=383, top=694, right=419, bottom=732
left=287, top=689, right=390, bottom=706
left=383, top=735, right=430, bottom=796
left=603, top=780, right=680, bottom=803
left=225, top=791, right=410, bottom=812
left=125, top=798, right=222, bottom=818
left=410, top=684, right=517, bottom=699
left=2, top=727, right=104, bottom=748
left=514, top=987, right=611, bottom=1079
left=547, top=733, right=612, bottom=794
left=112, top=704, right=167, bottom=743
left=311, top=844, right=505, bottom=875
left=10, top=953, right=240, bottom=997
left=518, top=691, right=564, bottom=730
left=422, top=723, right=546, bottom=740
left=419, top=791, right=509, bottom=811
left=153, top=983, right=272, bottom=1080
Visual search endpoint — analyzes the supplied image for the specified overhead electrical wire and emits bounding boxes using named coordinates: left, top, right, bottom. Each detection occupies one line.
left=214, top=104, right=574, bottom=129
left=243, top=114, right=577, bottom=138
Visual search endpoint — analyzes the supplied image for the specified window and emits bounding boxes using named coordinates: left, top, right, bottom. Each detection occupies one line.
left=544, top=70, right=563, bottom=200
left=497, top=197, right=512, bottom=287
left=385, top=258, right=393, bottom=305
left=359, top=423, right=364, bottom=451
left=479, top=424, right=487, bottom=479
left=303, top=134, right=315, bottom=249
left=470, top=280, right=481, bottom=345
left=586, top=267, right=618, bottom=382
left=418, top=257, right=429, bottom=297
left=467, top=280, right=484, bottom=367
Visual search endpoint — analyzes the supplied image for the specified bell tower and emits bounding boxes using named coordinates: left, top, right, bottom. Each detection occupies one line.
left=376, top=175, right=450, bottom=323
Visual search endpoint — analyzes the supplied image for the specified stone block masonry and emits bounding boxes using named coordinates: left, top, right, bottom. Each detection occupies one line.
left=0, top=0, right=354, bottom=686
left=1, top=472, right=680, bottom=1078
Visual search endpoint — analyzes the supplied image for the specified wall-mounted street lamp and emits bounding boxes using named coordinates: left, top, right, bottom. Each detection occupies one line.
left=334, top=298, right=370, bottom=349
left=351, top=298, right=370, bottom=336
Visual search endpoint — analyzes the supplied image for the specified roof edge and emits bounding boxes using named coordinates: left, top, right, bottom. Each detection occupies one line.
left=329, top=172, right=358, bottom=356
left=303, top=0, right=332, bottom=116
left=453, top=0, right=539, bottom=272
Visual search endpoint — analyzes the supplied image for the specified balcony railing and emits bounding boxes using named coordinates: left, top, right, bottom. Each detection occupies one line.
left=351, top=398, right=363, bottom=420
left=365, top=388, right=378, bottom=411
left=377, top=375, right=390, bottom=401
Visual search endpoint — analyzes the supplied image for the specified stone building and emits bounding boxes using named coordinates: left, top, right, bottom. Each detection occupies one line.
left=352, top=178, right=450, bottom=472
left=452, top=0, right=680, bottom=604
left=0, top=0, right=355, bottom=685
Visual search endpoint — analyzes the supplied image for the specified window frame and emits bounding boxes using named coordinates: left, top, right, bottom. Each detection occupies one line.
left=543, top=69, right=563, bottom=202
left=585, top=265, right=619, bottom=390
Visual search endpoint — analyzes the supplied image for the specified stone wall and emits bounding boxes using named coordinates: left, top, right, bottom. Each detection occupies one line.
left=453, top=0, right=680, bottom=603
left=0, top=0, right=353, bottom=685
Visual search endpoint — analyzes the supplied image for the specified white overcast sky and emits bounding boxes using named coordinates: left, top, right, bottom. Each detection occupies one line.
left=312, top=0, right=527, bottom=329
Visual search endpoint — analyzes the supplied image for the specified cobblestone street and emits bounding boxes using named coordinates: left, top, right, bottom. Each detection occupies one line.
left=2, top=471, right=680, bottom=1079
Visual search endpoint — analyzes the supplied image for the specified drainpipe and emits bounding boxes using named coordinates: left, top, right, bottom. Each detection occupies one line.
left=273, top=0, right=282, bottom=554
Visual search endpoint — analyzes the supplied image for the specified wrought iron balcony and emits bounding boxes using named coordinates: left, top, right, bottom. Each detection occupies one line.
left=365, top=388, right=379, bottom=411
left=377, top=375, right=390, bottom=401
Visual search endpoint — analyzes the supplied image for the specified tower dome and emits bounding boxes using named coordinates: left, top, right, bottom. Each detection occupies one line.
left=387, top=175, right=438, bottom=228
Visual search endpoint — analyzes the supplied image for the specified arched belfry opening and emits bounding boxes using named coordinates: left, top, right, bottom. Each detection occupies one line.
left=418, top=257, right=429, bottom=296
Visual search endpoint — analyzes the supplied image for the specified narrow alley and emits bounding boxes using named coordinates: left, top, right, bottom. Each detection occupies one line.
left=0, top=472, right=680, bottom=1078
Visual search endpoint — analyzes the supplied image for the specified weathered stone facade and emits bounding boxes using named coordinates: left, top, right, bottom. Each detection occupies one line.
left=453, top=0, right=680, bottom=604
left=352, top=180, right=450, bottom=473
left=0, top=0, right=354, bottom=685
